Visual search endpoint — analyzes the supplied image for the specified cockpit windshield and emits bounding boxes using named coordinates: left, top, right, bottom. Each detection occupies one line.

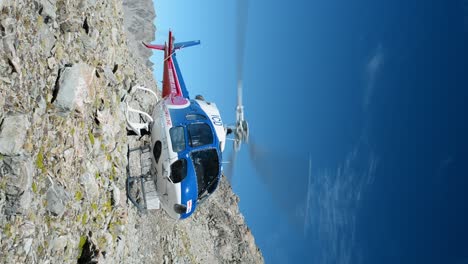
left=187, top=123, right=213, bottom=148
left=191, top=148, right=220, bottom=198
left=169, top=126, right=186, bottom=152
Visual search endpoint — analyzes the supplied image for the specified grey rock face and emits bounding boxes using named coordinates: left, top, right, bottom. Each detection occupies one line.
left=38, top=22, right=55, bottom=55
left=23, top=237, right=33, bottom=254
left=0, top=155, right=33, bottom=215
left=80, top=172, right=99, bottom=201
left=0, top=114, right=30, bottom=156
left=0, top=91, right=4, bottom=119
left=60, top=17, right=83, bottom=33
left=53, top=63, right=95, bottom=114
left=19, top=221, right=35, bottom=237
left=102, top=66, right=118, bottom=86
left=1, top=17, right=21, bottom=77
left=39, top=0, right=57, bottom=21
left=46, top=184, right=69, bottom=216
left=111, top=182, right=121, bottom=207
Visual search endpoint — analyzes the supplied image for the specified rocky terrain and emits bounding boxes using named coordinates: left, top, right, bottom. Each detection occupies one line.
left=0, top=0, right=263, bottom=263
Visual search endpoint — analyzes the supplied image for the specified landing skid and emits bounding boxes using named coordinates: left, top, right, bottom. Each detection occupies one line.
left=126, top=144, right=160, bottom=212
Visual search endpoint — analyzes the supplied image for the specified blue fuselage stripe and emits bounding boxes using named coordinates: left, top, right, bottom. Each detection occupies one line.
left=172, top=54, right=190, bottom=99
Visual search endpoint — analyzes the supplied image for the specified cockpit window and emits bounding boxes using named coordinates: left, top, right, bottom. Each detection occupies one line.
left=169, top=159, right=187, bottom=183
left=191, top=149, right=220, bottom=198
left=169, top=126, right=186, bottom=152
left=187, top=123, right=213, bottom=148
left=186, top=114, right=206, bottom=121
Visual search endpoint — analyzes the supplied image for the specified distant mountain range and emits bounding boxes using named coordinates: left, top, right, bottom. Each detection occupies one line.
left=123, top=0, right=156, bottom=67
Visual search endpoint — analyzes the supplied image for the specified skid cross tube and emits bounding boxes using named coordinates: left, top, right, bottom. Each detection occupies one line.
left=126, top=144, right=154, bottom=212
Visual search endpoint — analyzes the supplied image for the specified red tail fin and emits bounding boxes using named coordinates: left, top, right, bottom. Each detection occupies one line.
left=142, top=42, right=164, bottom=50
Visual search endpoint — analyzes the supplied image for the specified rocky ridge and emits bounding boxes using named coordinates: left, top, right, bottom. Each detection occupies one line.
left=122, top=0, right=156, bottom=67
left=0, top=0, right=263, bottom=263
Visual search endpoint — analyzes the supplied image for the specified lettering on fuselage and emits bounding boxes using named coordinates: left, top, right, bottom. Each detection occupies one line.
left=186, top=199, right=192, bottom=213
left=210, top=115, right=223, bottom=126
left=164, top=106, right=172, bottom=126
left=168, top=67, right=178, bottom=95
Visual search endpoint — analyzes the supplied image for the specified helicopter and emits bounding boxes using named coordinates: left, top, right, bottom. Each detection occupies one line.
left=124, top=30, right=248, bottom=219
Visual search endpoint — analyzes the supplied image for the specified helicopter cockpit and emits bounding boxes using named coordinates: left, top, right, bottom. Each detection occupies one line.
left=169, top=121, right=221, bottom=201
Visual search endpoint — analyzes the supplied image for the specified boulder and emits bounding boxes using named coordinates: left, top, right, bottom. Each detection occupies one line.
left=23, top=238, right=33, bottom=255
left=80, top=172, right=99, bottom=201
left=38, top=22, right=55, bottom=54
left=111, top=182, right=121, bottom=206
left=1, top=155, right=33, bottom=215
left=39, top=0, right=57, bottom=21
left=53, top=63, right=95, bottom=115
left=0, top=114, right=30, bottom=156
left=46, top=184, right=69, bottom=216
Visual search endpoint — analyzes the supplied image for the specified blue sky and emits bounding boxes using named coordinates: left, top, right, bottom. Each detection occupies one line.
left=150, top=0, right=468, bottom=263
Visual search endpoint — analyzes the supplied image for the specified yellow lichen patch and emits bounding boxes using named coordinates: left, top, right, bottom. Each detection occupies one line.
left=37, top=244, right=44, bottom=255
left=109, top=165, right=116, bottom=181
left=44, top=215, right=52, bottom=228
left=32, top=182, right=38, bottom=193
left=27, top=211, right=36, bottom=222
left=0, top=178, right=6, bottom=190
left=36, top=147, right=46, bottom=173
left=37, top=15, right=44, bottom=28
left=103, top=199, right=112, bottom=212
left=88, top=130, right=95, bottom=145
left=81, top=213, right=88, bottom=225
left=103, top=99, right=110, bottom=110
left=77, top=235, right=87, bottom=258
left=97, top=235, right=107, bottom=250
left=75, top=191, right=83, bottom=201
left=95, top=214, right=103, bottom=224
left=3, top=222, right=12, bottom=238
left=55, top=44, right=64, bottom=61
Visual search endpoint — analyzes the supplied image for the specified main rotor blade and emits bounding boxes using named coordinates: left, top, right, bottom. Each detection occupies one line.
left=247, top=139, right=311, bottom=234
left=224, top=148, right=238, bottom=184
left=237, top=0, right=249, bottom=107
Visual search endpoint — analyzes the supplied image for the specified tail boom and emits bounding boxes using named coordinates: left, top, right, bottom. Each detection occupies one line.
left=144, top=30, right=200, bottom=101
